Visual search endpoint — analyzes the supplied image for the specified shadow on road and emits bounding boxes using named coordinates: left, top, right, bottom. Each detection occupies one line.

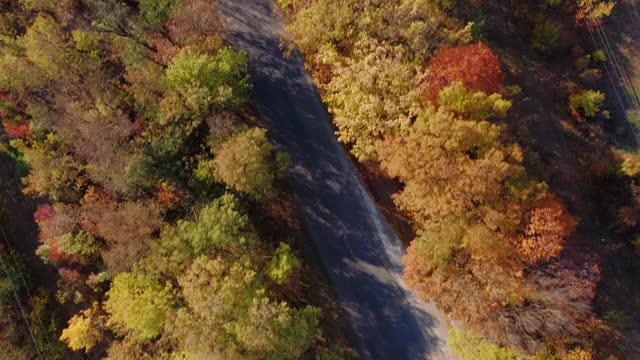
left=218, top=0, right=450, bottom=358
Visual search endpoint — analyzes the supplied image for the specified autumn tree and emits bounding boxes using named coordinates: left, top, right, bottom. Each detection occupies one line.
left=55, top=100, right=137, bottom=195
left=517, top=194, right=576, bottom=264
left=59, top=304, right=104, bottom=352
left=104, top=272, right=175, bottom=342
left=167, top=0, right=223, bottom=53
left=324, top=38, right=419, bottom=160
left=138, top=0, right=177, bottom=30
left=490, top=255, right=601, bottom=347
left=21, top=14, right=75, bottom=81
left=377, top=107, right=527, bottom=230
left=620, top=151, right=640, bottom=177
left=209, top=127, right=289, bottom=200
left=84, top=201, right=163, bottom=273
left=13, top=137, right=83, bottom=202
left=380, top=107, right=565, bottom=348
left=280, top=0, right=452, bottom=61
left=577, top=0, right=616, bottom=21
left=171, top=256, right=321, bottom=358
left=422, top=42, right=504, bottom=101
left=281, top=0, right=364, bottom=56
left=0, top=2, right=328, bottom=359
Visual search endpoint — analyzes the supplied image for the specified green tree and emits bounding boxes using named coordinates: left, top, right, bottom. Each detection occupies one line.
left=569, top=89, right=605, bottom=117
left=84, top=0, right=154, bottom=51
left=140, top=193, right=256, bottom=277
left=531, top=17, right=562, bottom=55
left=57, top=230, right=101, bottom=261
left=170, top=256, right=260, bottom=358
left=267, top=242, right=301, bottom=284
left=448, top=329, right=523, bottom=360
left=18, top=0, right=55, bottom=11
left=104, top=272, right=175, bottom=342
left=13, top=137, right=83, bottom=202
left=139, top=0, right=179, bottom=30
left=21, top=14, right=74, bottom=80
left=438, top=82, right=511, bottom=119
left=212, top=127, right=289, bottom=200
left=232, top=295, right=321, bottom=359
left=165, top=47, right=251, bottom=113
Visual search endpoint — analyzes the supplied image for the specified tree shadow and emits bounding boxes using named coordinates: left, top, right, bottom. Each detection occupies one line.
left=0, top=134, right=57, bottom=288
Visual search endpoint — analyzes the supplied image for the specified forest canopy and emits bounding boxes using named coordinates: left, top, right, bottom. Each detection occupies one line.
left=0, top=0, right=329, bottom=358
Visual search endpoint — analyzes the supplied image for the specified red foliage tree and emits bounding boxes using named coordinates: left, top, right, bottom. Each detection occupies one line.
left=148, top=33, right=179, bottom=66
left=156, top=183, right=181, bottom=209
left=58, top=267, right=83, bottom=284
left=4, top=123, right=29, bottom=138
left=422, top=42, right=504, bottom=101
left=34, top=204, right=55, bottom=223
left=82, top=185, right=112, bottom=204
left=47, top=239, right=68, bottom=264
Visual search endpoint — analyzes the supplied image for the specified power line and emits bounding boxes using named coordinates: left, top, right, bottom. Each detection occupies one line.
left=0, top=249, right=44, bottom=360
left=595, top=19, right=640, bottom=109
left=594, top=21, right=637, bottom=110
left=0, top=223, right=53, bottom=350
left=584, top=17, right=640, bottom=149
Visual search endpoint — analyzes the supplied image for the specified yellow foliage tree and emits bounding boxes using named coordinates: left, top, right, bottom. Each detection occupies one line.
left=517, top=194, right=576, bottom=264
left=60, top=304, right=103, bottom=352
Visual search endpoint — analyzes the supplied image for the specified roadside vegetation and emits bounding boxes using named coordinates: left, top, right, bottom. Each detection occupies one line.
left=0, top=0, right=344, bottom=358
left=277, top=0, right=639, bottom=358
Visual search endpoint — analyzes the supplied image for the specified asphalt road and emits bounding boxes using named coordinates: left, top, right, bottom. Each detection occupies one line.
left=218, top=1, right=450, bottom=358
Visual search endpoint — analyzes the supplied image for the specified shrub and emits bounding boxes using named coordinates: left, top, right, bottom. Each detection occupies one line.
left=591, top=49, right=607, bottom=63
left=531, top=17, right=562, bottom=55
left=620, top=151, right=640, bottom=177
left=569, top=89, right=605, bottom=117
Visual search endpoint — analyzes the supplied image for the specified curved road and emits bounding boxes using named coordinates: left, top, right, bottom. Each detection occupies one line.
left=218, top=1, right=450, bottom=358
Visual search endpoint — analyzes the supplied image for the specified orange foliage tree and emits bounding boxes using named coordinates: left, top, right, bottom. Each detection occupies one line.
left=517, top=194, right=577, bottom=264
left=422, top=42, right=504, bottom=101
